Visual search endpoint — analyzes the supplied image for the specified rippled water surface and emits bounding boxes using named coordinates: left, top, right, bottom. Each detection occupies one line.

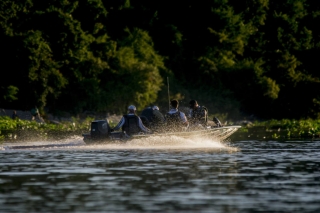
left=1, top=136, right=320, bottom=213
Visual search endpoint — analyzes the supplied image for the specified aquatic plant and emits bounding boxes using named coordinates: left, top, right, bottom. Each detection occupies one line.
left=0, top=116, right=93, bottom=141
left=241, top=119, right=320, bottom=139
left=2, top=115, right=320, bottom=141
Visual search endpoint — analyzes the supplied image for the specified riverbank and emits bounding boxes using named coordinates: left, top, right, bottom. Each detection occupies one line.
left=0, top=109, right=125, bottom=143
left=0, top=108, right=123, bottom=124
left=2, top=108, right=320, bottom=142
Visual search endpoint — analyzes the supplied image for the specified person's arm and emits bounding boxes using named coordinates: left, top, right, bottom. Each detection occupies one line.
left=113, top=117, right=125, bottom=131
left=180, top=112, right=189, bottom=126
left=138, top=117, right=151, bottom=133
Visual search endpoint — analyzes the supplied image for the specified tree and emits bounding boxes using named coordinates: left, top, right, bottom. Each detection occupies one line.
left=0, top=0, right=67, bottom=110
left=102, top=28, right=165, bottom=114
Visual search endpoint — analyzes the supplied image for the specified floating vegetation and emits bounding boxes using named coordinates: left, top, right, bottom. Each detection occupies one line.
left=234, top=119, right=320, bottom=140
left=0, top=116, right=93, bottom=142
left=2, top=116, right=320, bottom=142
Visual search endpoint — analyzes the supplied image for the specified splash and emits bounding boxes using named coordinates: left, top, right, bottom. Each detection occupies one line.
left=1, top=135, right=238, bottom=152
left=85, top=135, right=238, bottom=152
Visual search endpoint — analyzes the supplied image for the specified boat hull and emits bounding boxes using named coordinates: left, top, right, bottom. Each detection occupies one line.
left=83, top=125, right=241, bottom=144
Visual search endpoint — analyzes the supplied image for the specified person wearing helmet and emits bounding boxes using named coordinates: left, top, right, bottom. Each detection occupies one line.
left=113, top=105, right=151, bottom=135
left=165, top=99, right=189, bottom=132
left=188, top=100, right=208, bottom=128
left=152, top=106, right=166, bottom=128
left=140, top=105, right=166, bottom=132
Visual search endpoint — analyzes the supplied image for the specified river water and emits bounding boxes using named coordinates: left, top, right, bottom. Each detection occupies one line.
left=0, top=135, right=320, bottom=213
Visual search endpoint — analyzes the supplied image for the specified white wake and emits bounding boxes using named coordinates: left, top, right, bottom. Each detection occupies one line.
left=1, top=135, right=238, bottom=151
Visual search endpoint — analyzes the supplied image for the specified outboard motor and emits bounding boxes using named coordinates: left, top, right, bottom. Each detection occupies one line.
left=90, top=120, right=110, bottom=140
left=213, top=117, right=222, bottom=127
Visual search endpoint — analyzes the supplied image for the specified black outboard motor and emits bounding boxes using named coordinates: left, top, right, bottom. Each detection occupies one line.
left=90, top=120, right=110, bottom=140
left=213, top=117, right=222, bottom=127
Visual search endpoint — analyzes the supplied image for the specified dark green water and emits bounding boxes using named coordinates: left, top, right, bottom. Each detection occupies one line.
left=1, top=136, right=320, bottom=213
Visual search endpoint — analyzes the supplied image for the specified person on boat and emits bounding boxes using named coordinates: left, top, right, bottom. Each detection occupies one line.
left=112, top=105, right=151, bottom=136
left=165, top=99, right=189, bottom=131
left=188, top=100, right=223, bottom=128
left=188, top=100, right=208, bottom=128
left=140, top=105, right=166, bottom=131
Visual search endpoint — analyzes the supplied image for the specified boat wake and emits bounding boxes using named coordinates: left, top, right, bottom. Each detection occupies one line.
left=115, top=136, right=231, bottom=149
left=1, top=135, right=238, bottom=151
left=0, top=136, right=85, bottom=151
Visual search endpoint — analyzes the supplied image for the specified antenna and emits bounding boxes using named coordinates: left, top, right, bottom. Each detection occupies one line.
left=167, top=77, right=170, bottom=111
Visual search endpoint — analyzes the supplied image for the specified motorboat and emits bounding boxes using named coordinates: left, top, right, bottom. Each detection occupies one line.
left=82, top=120, right=241, bottom=144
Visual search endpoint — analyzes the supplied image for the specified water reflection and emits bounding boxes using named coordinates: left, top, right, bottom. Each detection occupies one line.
left=0, top=138, right=320, bottom=212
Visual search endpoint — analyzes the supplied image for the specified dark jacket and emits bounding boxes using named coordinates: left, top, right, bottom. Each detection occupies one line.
left=140, top=108, right=165, bottom=129
left=189, top=106, right=208, bottom=126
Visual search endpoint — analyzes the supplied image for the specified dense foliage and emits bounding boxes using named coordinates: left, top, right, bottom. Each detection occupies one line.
left=1, top=0, right=320, bottom=120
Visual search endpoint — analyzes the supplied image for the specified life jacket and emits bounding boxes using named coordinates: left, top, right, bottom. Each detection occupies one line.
left=190, top=106, right=208, bottom=125
left=165, top=111, right=183, bottom=131
left=122, top=114, right=140, bottom=135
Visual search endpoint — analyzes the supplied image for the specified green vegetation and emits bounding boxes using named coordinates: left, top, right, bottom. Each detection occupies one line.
left=235, top=119, right=320, bottom=140
left=1, top=0, right=320, bottom=121
left=2, top=115, right=320, bottom=142
left=0, top=116, right=92, bottom=142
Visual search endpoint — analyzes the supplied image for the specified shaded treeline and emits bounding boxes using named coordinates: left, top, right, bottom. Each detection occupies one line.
left=1, top=0, right=320, bottom=120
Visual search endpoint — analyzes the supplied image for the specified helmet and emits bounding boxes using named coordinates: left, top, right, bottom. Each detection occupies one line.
left=128, top=105, right=136, bottom=110
left=152, top=106, right=159, bottom=110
